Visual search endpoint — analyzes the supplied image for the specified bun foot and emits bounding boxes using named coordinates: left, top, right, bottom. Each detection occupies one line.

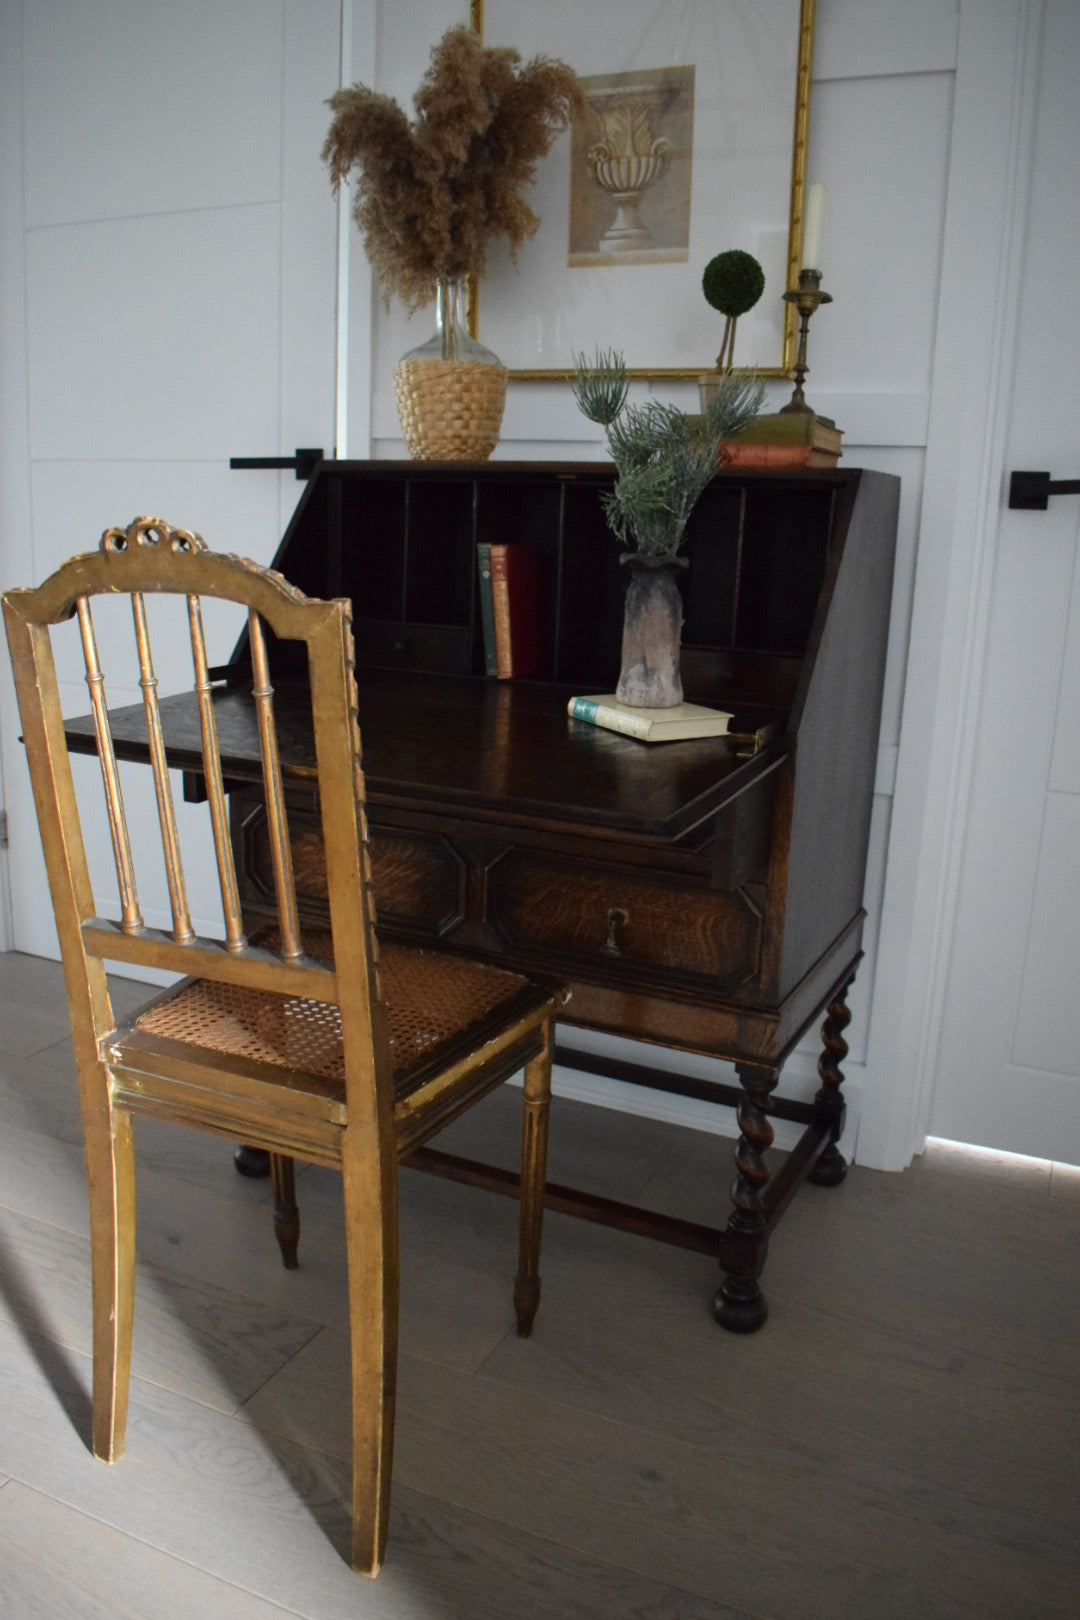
left=712, top=1276, right=769, bottom=1334
left=809, top=1144, right=848, bottom=1187
left=233, top=1145, right=270, bottom=1178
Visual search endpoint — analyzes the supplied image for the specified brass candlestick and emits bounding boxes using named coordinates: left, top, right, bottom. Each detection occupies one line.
left=779, top=268, right=832, bottom=415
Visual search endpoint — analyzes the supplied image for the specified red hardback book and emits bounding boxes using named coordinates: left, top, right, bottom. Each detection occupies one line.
left=489, top=544, right=546, bottom=679
left=718, top=441, right=839, bottom=469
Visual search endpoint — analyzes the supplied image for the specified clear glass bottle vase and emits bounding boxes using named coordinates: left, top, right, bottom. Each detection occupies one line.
left=393, top=276, right=507, bottom=462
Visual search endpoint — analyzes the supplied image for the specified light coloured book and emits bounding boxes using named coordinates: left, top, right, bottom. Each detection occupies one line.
left=567, top=694, right=732, bottom=742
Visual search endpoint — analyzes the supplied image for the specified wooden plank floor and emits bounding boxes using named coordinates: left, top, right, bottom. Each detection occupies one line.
left=0, top=949, right=1077, bottom=1618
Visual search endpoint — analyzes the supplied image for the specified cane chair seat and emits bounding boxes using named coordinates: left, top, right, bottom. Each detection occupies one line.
left=2, top=517, right=565, bottom=1580
left=120, top=941, right=555, bottom=1122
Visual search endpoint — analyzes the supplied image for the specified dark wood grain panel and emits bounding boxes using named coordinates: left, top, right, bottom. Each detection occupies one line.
left=239, top=799, right=466, bottom=938
left=368, top=830, right=466, bottom=936
left=487, top=849, right=762, bottom=989
left=774, top=471, right=901, bottom=997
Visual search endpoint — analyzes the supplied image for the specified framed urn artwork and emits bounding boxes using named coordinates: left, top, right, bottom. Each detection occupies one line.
left=471, top=0, right=816, bottom=380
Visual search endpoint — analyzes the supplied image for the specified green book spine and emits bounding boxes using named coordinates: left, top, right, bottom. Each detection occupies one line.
left=477, top=543, right=497, bottom=676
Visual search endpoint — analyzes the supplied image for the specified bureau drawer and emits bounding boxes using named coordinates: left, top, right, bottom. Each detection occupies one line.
left=239, top=802, right=465, bottom=938
left=487, top=849, right=762, bottom=987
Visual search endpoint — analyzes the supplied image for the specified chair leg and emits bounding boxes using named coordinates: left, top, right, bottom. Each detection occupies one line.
left=514, top=1018, right=552, bottom=1338
left=269, top=1153, right=300, bottom=1269
left=342, top=1154, right=400, bottom=1578
left=84, top=1106, right=136, bottom=1463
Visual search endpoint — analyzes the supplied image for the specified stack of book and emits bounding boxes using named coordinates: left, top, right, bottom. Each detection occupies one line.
left=477, top=542, right=547, bottom=679
left=718, top=411, right=842, bottom=469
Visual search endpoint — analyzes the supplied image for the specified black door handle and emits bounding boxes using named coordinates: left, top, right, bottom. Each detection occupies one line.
left=1008, top=470, right=1080, bottom=510
left=229, top=447, right=324, bottom=481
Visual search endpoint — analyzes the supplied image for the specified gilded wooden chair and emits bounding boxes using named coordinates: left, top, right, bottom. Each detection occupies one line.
left=2, top=517, right=562, bottom=1577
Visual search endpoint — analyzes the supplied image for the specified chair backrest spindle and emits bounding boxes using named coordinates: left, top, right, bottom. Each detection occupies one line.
left=132, top=591, right=194, bottom=942
left=76, top=594, right=144, bottom=935
left=187, top=593, right=247, bottom=952
left=248, top=606, right=303, bottom=961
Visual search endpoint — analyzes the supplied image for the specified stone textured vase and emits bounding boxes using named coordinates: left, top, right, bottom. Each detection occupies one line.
left=393, top=276, right=507, bottom=462
left=616, top=558, right=684, bottom=707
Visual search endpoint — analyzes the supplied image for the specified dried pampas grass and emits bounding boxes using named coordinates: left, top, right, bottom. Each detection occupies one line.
left=323, top=26, right=582, bottom=311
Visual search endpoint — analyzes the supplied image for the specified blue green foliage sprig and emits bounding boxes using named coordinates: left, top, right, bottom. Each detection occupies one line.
left=571, top=349, right=764, bottom=562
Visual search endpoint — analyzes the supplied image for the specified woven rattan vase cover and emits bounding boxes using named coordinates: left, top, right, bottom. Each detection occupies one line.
left=394, top=276, right=507, bottom=462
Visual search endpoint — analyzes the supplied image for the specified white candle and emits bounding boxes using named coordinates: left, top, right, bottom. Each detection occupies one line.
left=801, top=183, right=826, bottom=272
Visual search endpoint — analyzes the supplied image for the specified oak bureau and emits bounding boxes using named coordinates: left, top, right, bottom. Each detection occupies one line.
left=66, top=459, right=899, bottom=1329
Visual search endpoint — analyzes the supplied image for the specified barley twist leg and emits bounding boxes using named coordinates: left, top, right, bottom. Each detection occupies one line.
left=714, top=1062, right=778, bottom=1333
left=808, top=982, right=853, bottom=1188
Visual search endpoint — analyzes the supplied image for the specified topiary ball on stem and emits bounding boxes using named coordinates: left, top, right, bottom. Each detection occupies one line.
left=702, top=250, right=765, bottom=317
left=702, top=249, right=765, bottom=371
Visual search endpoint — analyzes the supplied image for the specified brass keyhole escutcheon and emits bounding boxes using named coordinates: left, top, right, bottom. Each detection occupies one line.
left=602, top=906, right=629, bottom=956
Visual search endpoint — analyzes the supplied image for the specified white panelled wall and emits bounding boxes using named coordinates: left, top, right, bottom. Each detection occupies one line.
left=1, top=1, right=1068, bottom=1171
left=0, top=0, right=341, bottom=965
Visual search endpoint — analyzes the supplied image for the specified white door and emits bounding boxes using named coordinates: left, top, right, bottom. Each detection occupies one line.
left=1, top=0, right=343, bottom=960
left=930, top=0, right=1080, bottom=1160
